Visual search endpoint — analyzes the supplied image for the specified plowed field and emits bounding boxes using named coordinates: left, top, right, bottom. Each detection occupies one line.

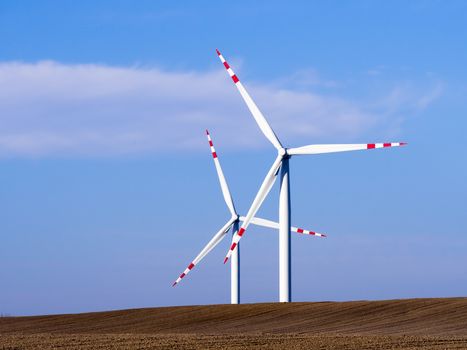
left=1, top=298, right=466, bottom=349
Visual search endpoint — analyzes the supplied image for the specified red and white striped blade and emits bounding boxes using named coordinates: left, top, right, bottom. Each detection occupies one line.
left=291, top=226, right=326, bottom=237
left=206, top=130, right=237, bottom=216
left=288, top=142, right=407, bottom=156
left=216, top=49, right=282, bottom=150
left=172, top=217, right=236, bottom=287
left=223, top=155, right=283, bottom=264
left=242, top=216, right=326, bottom=238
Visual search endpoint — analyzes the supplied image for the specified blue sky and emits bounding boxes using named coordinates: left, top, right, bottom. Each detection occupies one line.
left=1, top=1, right=466, bottom=315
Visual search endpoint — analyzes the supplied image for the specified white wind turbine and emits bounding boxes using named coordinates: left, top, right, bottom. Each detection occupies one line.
left=172, top=130, right=325, bottom=304
left=216, top=49, right=407, bottom=302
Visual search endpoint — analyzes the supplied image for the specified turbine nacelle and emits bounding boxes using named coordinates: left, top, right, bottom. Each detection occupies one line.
left=278, top=148, right=289, bottom=158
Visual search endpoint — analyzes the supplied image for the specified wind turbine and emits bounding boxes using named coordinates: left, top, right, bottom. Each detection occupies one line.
left=172, top=130, right=325, bottom=304
left=216, top=49, right=407, bottom=302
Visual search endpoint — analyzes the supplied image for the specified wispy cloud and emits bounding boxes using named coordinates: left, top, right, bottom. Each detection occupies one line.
left=0, top=61, right=442, bottom=157
left=377, top=81, right=444, bottom=114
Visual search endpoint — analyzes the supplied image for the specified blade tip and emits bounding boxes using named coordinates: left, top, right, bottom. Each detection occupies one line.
left=215, top=48, right=221, bottom=55
left=172, top=282, right=177, bottom=287
left=223, top=257, right=228, bottom=264
left=205, top=129, right=210, bottom=135
left=400, top=142, right=408, bottom=146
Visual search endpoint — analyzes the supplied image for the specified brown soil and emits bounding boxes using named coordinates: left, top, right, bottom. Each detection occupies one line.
left=1, top=298, right=466, bottom=349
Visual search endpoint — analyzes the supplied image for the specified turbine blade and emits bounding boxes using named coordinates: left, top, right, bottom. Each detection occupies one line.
left=224, top=155, right=283, bottom=263
left=206, top=130, right=236, bottom=216
left=242, top=216, right=326, bottom=237
left=172, top=217, right=236, bottom=287
left=288, top=142, right=407, bottom=155
left=245, top=216, right=279, bottom=230
left=216, top=49, right=282, bottom=150
left=291, top=226, right=326, bottom=238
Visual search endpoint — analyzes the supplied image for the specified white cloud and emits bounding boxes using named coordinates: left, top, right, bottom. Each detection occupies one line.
left=376, top=81, right=444, bottom=115
left=0, top=61, right=442, bottom=157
